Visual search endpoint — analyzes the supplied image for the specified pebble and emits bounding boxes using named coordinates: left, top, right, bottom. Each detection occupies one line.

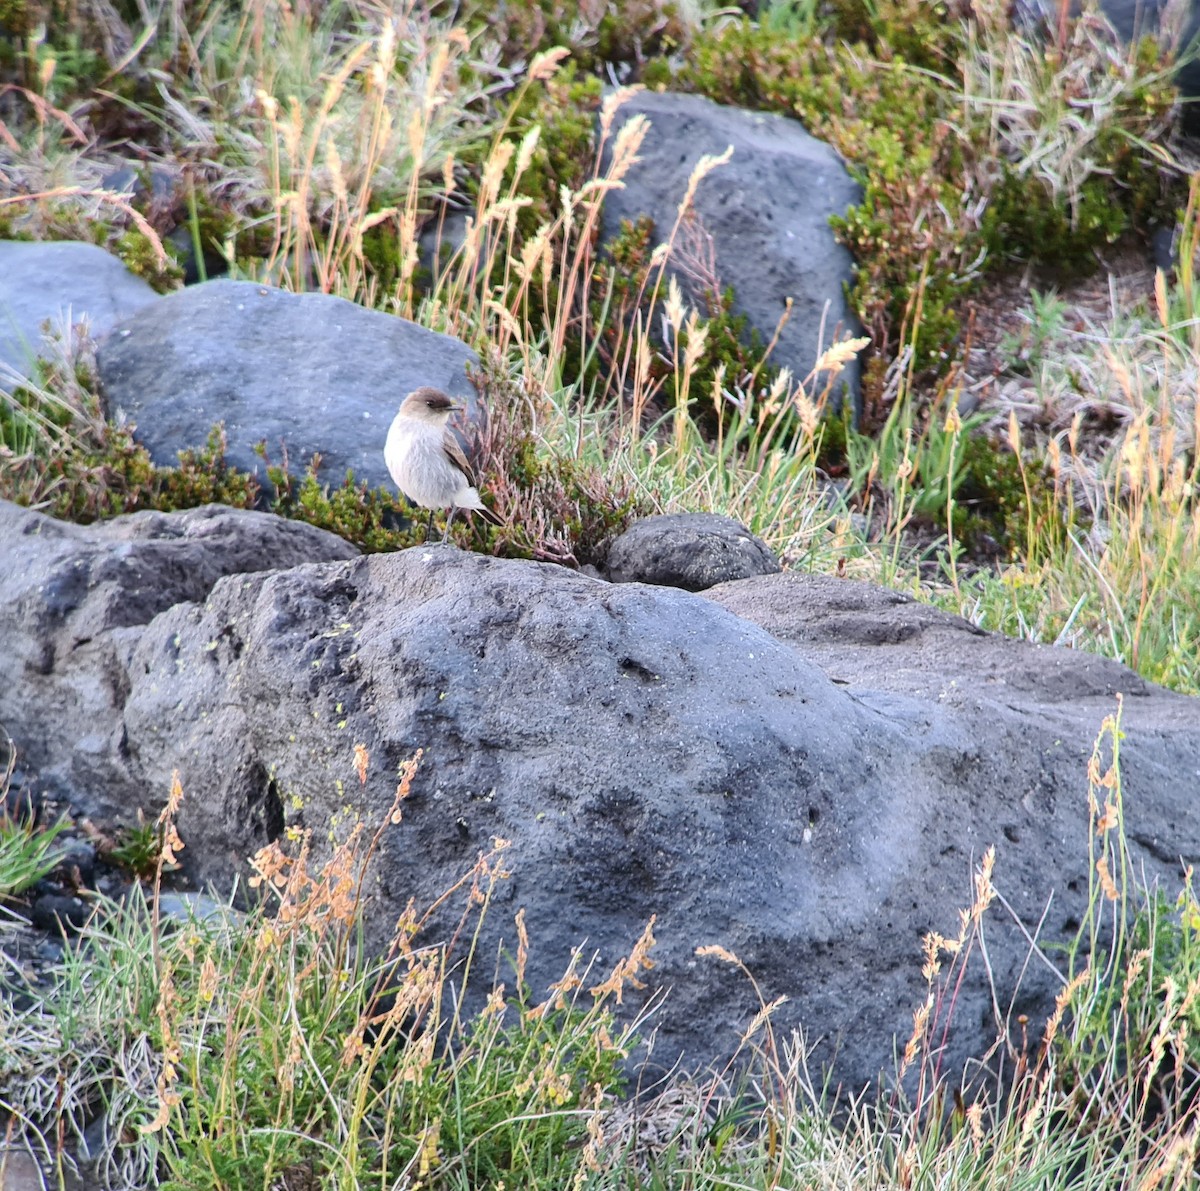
left=30, top=894, right=91, bottom=933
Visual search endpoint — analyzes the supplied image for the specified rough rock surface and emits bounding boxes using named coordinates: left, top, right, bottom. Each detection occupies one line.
left=704, top=572, right=1167, bottom=703
left=600, top=91, right=862, bottom=409
left=0, top=501, right=358, bottom=823
left=0, top=241, right=159, bottom=381
left=95, top=279, right=480, bottom=492
left=605, top=512, right=781, bottom=590
left=0, top=1145, right=88, bottom=1191
left=3, top=503, right=1199, bottom=1096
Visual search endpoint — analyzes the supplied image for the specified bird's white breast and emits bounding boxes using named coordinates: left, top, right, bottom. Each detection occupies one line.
left=385, top=413, right=478, bottom=509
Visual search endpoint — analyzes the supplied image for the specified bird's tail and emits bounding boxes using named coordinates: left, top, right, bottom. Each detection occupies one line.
left=457, top=488, right=504, bottom=526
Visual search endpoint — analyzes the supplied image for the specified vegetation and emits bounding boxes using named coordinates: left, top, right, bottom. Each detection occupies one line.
left=0, top=816, right=66, bottom=900
left=2, top=0, right=1195, bottom=684
left=659, top=0, right=1179, bottom=366
left=2, top=0, right=1200, bottom=1184
left=107, top=810, right=170, bottom=881
left=0, top=732, right=66, bottom=899
left=2, top=717, right=1199, bottom=1187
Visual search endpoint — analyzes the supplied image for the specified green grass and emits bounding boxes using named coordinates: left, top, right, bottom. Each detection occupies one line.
left=107, top=811, right=168, bottom=881
left=0, top=733, right=66, bottom=899
left=0, top=817, right=67, bottom=901
left=2, top=717, right=1199, bottom=1188
left=2, top=0, right=1200, bottom=1183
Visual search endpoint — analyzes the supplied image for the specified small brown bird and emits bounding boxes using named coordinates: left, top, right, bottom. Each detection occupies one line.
left=384, top=387, right=499, bottom=542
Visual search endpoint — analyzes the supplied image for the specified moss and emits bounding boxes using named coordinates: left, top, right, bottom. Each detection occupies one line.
left=180, top=185, right=247, bottom=281
left=265, top=456, right=414, bottom=554
left=114, top=228, right=184, bottom=292
left=357, top=223, right=402, bottom=294
left=151, top=426, right=260, bottom=511
left=814, top=405, right=853, bottom=476
left=840, top=0, right=967, bottom=71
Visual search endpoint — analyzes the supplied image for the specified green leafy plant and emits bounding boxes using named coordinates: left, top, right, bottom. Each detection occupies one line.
left=264, top=450, right=416, bottom=553
left=0, top=816, right=68, bottom=901
left=0, top=732, right=67, bottom=899
left=107, top=810, right=168, bottom=881
left=998, top=288, right=1070, bottom=377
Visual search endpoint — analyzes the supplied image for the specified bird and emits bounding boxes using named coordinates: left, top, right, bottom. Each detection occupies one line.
left=384, top=387, right=500, bottom=543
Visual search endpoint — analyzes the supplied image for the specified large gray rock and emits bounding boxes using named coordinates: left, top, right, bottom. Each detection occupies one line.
left=3, top=501, right=1199, bottom=1097
left=0, top=501, right=358, bottom=821
left=605, top=512, right=780, bottom=590
left=704, top=572, right=1162, bottom=702
left=0, top=241, right=159, bottom=382
left=601, top=91, right=862, bottom=409
left=95, top=280, right=480, bottom=492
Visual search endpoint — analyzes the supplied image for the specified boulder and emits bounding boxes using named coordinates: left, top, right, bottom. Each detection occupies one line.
left=0, top=241, right=159, bottom=381
left=605, top=512, right=780, bottom=590
left=3, top=502, right=1199, bottom=1096
left=95, top=279, right=480, bottom=493
left=0, top=1145, right=87, bottom=1191
left=0, top=500, right=359, bottom=823
left=600, top=91, right=862, bottom=410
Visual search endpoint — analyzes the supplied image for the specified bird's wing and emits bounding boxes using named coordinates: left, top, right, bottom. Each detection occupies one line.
left=442, top=429, right=478, bottom=489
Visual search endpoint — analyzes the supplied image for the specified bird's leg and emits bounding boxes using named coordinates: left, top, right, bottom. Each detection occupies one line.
left=423, top=507, right=434, bottom=543
left=441, top=506, right=456, bottom=544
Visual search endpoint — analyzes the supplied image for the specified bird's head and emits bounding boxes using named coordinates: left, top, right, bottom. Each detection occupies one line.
left=399, top=387, right=461, bottom=425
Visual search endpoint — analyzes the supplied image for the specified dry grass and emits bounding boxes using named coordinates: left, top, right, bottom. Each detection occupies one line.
left=959, top=0, right=1179, bottom=226
left=2, top=1, right=1200, bottom=1184
left=3, top=714, right=1199, bottom=1189
left=935, top=179, right=1200, bottom=692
